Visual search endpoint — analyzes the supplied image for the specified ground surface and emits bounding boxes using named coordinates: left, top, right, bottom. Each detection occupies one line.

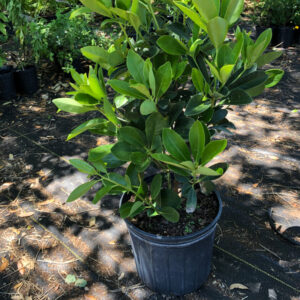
left=0, top=43, right=300, bottom=299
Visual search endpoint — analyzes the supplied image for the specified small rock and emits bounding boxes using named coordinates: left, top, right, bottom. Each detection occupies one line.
left=268, top=289, right=277, bottom=300
left=41, top=94, right=49, bottom=100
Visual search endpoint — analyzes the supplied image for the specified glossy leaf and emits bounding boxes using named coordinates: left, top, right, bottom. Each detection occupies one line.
left=151, top=174, right=162, bottom=200
left=207, top=17, right=228, bottom=49
left=201, top=140, right=227, bottom=166
left=220, top=0, right=244, bottom=26
left=80, top=0, right=112, bottom=17
left=118, top=126, right=146, bottom=147
left=162, top=128, right=190, bottom=161
left=108, top=79, right=147, bottom=99
left=256, top=51, right=282, bottom=68
left=186, top=187, right=197, bottom=213
left=53, top=98, right=96, bottom=114
left=185, top=95, right=211, bottom=117
left=159, top=206, right=180, bottom=223
left=160, top=189, right=181, bottom=209
left=265, top=69, right=284, bottom=88
left=174, top=2, right=207, bottom=31
left=193, top=0, right=220, bottom=23
left=67, top=118, right=107, bottom=141
left=103, top=98, right=120, bottom=126
left=69, top=159, right=97, bottom=175
left=192, top=68, right=205, bottom=93
left=157, top=36, right=188, bottom=56
left=127, top=50, right=145, bottom=84
left=93, top=185, right=112, bottom=204
left=140, top=100, right=157, bottom=115
left=155, top=62, right=172, bottom=99
left=227, top=89, right=252, bottom=105
left=81, top=46, right=109, bottom=67
left=145, top=112, right=168, bottom=146
left=67, top=180, right=98, bottom=202
left=189, top=120, right=205, bottom=164
left=88, top=144, right=114, bottom=162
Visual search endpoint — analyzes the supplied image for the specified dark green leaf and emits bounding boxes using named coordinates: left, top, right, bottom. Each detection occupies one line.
left=67, top=180, right=98, bottom=202
left=108, top=80, right=147, bottom=99
left=88, top=144, right=114, bottom=162
left=53, top=98, right=96, bottom=114
left=185, top=95, right=211, bottom=117
left=265, top=69, right=284, bottom=88
left=186, top=187, right=197, bottom=213
left=140, top=100, right=157, bottom=115
left=159, top=206, right=180, bottom=223
left=226, top=89, right=252, bottom=105
left=162, top=128, right=190, bottom=161
left=189, top=120, right=205, bottom=164
left=155, top=62, right=172, bottom=99
left=126, top=50, right=145, bottom=84
left=118, top=126, right=146, bottom=147
left=69, top=159, right=97, bottom=175
left=156, top=36, right=187, bottom=56
left=145, top=112, right=168, bottom=147
left=201, top=140, right=227, bottom=165
left=150, top=174, right=162, bottom=200
left=160, top=189, right=181, bottom=209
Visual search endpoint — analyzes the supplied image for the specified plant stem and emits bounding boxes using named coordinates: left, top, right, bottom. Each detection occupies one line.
left=119, top=23, right=134, bottom=50
left=148, top=2, right=160, bottom=30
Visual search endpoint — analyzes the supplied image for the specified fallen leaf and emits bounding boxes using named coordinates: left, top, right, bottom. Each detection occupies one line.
left=229, top=283, right=249, bottom=290
left=9, top=154, right=14, bottom=160
left=84, top=295, right=97, bottom=300
left=88, top=217, right=96, bottom=227
left=0, top=182, right=13, bottom=192
left=13, top=282, right=23, bottom=290
left=118, top=272, right=125, bottom=281
left=252, top=183, right=259, bottom=188
left=37, top=199, right=54, bottom=206
left=0, top=257, right=9, bottom=272
left=17, top=260, right=25, bottom=275
left=18, top=211, right=34, bottom=218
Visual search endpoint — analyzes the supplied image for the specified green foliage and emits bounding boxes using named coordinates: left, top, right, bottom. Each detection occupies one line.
left=250, top=0, right=300, bottom=26
left=52, top=0, right=284, bottom=225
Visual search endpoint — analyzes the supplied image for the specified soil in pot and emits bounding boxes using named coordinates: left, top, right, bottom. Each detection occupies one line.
left=0, top=66, right=17, bottom=101
left=14, top=65, right=39, bottom=95
left=130, top=192, right=218, bottom=236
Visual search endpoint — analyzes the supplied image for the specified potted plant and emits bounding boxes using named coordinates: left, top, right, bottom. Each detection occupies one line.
left=251, top=0, right=298, bottom=47
left=53, top=0, right=284, bottom=295
left=0, top=12, right=16, bottom=101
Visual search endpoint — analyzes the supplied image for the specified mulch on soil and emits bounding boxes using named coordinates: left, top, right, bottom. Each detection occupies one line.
left=0, top=41, right=300, bottom=300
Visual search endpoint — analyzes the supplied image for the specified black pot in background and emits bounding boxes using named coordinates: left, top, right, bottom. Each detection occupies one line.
left=276, top=27, right=295, bottom=48
left=121, top=191, right=223, bottom=296
left=14, top=65, right=39, bottom=95
left=0, top=66, right=17, bottom=101
left=256, top=26, right=278, bottom=46
left=293, top=28, right=300, bottom=44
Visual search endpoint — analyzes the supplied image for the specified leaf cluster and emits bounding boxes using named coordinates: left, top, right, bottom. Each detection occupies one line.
left=53, top=0, right=284, bottom=223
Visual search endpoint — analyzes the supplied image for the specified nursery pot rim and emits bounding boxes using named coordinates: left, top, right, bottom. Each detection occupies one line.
left=0, top=65, right=13, bottom=74
left=120, top=190, right=222, bottom=244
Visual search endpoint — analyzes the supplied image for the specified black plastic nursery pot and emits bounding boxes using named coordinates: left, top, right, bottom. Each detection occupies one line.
left=120, top=191, right=223, bottom=296
left=256, top=26, right=278, bottom=46
left=276, top=27, right=295, bottom=48
left=0, top=66, right=17, bottom=101
left=14, top=65, right=39, bottom=95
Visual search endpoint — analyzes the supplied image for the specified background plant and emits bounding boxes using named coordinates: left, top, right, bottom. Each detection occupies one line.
left=53, top=0, right=284, bottom=223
